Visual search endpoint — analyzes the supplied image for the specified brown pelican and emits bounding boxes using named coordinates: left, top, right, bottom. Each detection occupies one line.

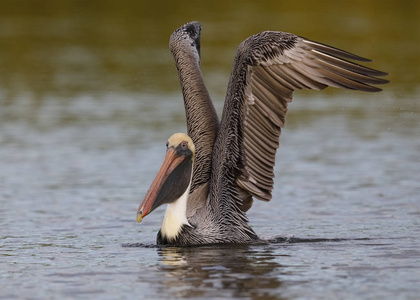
left=136, top=21, right=388, bottom=246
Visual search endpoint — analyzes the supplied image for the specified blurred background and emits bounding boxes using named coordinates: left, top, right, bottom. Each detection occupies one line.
left=0, top=0, right=418, bottom=102
left=1, top=0, right=418, bottom=196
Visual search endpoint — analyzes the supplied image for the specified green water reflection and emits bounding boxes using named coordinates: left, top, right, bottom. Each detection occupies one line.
left=0, top=0, right=418, bottom=103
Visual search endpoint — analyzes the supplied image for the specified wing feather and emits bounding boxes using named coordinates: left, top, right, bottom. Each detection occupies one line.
left=210, top=31, right=388, bottom=212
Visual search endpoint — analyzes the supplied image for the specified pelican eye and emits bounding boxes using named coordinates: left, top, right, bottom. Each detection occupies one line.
left=180, top=141, right=188, bottom=150
left=166, top=141, right=169, bottom=148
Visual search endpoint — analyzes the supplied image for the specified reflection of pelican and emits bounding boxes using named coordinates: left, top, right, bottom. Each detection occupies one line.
left=157, top=245, right=282, bottom=298
left=136, top=21, right=388, bottom=245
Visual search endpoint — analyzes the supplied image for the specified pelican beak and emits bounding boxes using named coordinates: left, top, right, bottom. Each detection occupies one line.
left=136, top=146, right=190, bottom=223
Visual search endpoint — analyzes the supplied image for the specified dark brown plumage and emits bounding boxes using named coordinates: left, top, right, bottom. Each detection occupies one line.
left=137, top=21, right=388, bottom=246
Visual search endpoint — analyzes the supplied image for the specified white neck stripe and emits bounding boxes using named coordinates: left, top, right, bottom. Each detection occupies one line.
left=160, top=181, right=191, bottom=241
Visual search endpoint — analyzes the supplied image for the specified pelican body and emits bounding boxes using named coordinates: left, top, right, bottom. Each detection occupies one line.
left=136, top=21, right=388, bottom=246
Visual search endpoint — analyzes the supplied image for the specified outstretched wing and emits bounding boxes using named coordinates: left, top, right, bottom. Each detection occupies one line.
left=210, top=31, right=388, bottom=211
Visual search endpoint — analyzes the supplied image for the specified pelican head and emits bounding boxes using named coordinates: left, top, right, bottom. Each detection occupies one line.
left=137, top=133, right=195, bottom=224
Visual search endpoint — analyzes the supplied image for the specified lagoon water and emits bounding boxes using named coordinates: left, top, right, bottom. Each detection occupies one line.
left=1, top=1, right=419, bottom=299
